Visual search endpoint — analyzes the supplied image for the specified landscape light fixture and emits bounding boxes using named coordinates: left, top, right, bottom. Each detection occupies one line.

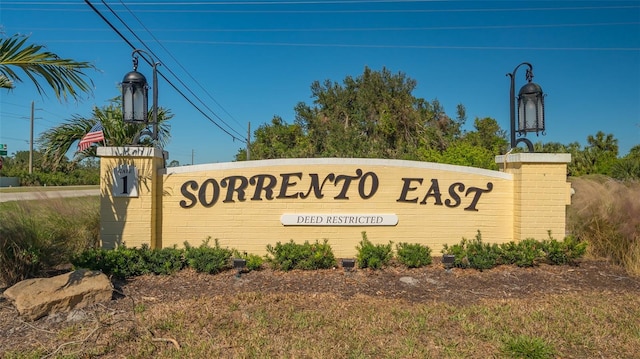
left=341, top=258, right=356, bottom=272
left=121, top=49, right=160, bottom=145
left=507, top=62, right=546, bottom=152
left=233, top=258, right=247, bottom=278
left=442, top=254, right=455, bottom=272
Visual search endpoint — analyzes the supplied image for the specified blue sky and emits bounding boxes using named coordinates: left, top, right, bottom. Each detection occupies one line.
left=1, top=0, right=639, bottom=166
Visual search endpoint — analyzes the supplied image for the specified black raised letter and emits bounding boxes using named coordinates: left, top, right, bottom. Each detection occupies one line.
left=221, top=176, right=249, bottom=203
left=464, top=182, right=493, bottom=211
left=277, top=173, right=302, bottom=199
left=358, top=171, right=379, bottom=199
left=300, top=173, right=336, bottom=199
left=445, top=182, right=464, bottom=208
left=250, top=174, right=277, bottom=201
left=198, top=178, right=220, bottom=207
left=334, top=169, right=363, bottom=199
left=179, top=180, right=199, bottom=208
left=421, top=179, right=444, bottom=206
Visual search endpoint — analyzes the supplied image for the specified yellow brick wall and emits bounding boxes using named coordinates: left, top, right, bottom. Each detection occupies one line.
left=97, top=147, right=164, bottom=249
left=496, top=153, right=571, bottom=241
left=160, top=159, right=514, bottom=257
left=98, top=150, right=571, bottom=258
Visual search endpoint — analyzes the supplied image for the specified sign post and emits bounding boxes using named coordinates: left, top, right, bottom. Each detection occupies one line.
left=0, top=144, right=7, bottom=156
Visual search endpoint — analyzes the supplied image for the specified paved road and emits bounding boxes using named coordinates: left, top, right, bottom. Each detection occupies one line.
left=0, top=189, right=100, bottom=202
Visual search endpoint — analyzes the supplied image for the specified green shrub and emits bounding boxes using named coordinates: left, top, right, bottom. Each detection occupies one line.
left=356, top=232, right=393, bottom=269
left=71, top=248, right=105, bottom=272
left=541, top=234, right=587, bottom=265
left=184, top=238, right=232, bottom=274
left=139, top=245, right=186, bottom=275
left=441, top=242, right=469, bottom=268
left=442, top=231, right=500, bottom=271
left=266, top=239, right=336, bottom=271
left=499, top=239, right=545, bottom=267
left=466, top=234, right=500, bottom=271
left=396, top=242, right=432, bottom=268
left=232, top=250, right=264, bottom=271
left=107, top=247, right=149, bottom=278
left=72, top=245, right=149, bottom=279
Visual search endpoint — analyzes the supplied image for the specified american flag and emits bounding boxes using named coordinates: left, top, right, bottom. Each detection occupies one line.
left=78, top=123, right=105, bottom=151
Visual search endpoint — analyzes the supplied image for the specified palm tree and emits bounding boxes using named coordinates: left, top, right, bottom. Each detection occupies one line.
left=38, top=99, right=172, bottom=170
left=1, top=34, right=95, bottom=101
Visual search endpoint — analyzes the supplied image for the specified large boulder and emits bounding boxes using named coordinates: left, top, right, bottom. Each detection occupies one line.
left=2, top=269, right=113, bottom=321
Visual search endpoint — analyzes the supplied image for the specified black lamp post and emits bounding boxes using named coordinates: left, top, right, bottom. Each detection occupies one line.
left=507, top=62, right=545, bottom=152
left=122, top=49, right=160, bottom=145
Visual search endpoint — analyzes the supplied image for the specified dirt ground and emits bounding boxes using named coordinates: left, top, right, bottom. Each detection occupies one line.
left=1, top=258, right=639, bottom=355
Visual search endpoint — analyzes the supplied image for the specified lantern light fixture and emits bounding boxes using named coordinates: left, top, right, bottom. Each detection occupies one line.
left=121, top=49, right=160, bottom=145
left=507, top=62, right=546, bottom=152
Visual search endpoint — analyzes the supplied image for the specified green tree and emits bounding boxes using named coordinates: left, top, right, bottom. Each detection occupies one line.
left=611, top=144, right=640, bottom=180
left=236, top=116, right=311, bottom=160
left=38, top=98, right=172, bottom=169
left=419, top=141, right=499, bottom=170
left=238, top=66, right=464, bottom=160
left=1, top=34, right=95, bottom=101
left=462, top=117, right=508, bottom=154
left=568, top=131, right=619, bottom=176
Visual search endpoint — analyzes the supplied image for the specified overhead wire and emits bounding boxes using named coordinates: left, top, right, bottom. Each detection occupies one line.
left=20, top=22, right=640, bottom=33
left=117, top=0, right=247, bottom=134
left=5, top=1, right=640, bottom=13
left=83, top=0, right=247, bottom=143
left=98, top=0, right=247, bottom=143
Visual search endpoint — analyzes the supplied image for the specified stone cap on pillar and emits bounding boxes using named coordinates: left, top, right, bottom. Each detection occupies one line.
left=495, top=153, right=571, bottom=165
left=97, top=146, right=165, bottom=159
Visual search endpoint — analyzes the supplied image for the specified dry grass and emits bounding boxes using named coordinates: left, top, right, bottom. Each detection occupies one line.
left=0, top=197, right=100, bottom=286
left=3, top=291, right=638, bottom=359
left=568, top=177, right=640, bottom=275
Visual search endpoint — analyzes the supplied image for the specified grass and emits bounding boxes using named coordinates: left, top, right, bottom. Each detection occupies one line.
left=568, top=177, right=640, bottom=275
left=0, top=185, right=99, bottom=193
left=4, top=292, right=638, bottom=358
left=0, top=196, right=100, bottom=286
left=2, top=177, right=640, bottom=357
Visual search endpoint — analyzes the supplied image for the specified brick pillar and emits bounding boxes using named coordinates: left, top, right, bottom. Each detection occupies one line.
left=97, top=147, right=165, bottom=249
left=495, top=153, right=572, bottom=241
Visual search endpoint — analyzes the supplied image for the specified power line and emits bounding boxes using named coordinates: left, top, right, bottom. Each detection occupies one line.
left=103, top=0, right=247, bottom=141
left=18, top=22, right=640, bottom=33
left=117, top=0, right=247, bottom=134
left=5, top=4, right=640, bottom=14
left=151, top=40, right=640, bottom=51
left=84, top=0, right=247, bottom=143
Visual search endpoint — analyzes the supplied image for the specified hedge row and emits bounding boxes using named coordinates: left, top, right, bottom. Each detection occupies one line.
left=71, top=232, right=586, bottom=279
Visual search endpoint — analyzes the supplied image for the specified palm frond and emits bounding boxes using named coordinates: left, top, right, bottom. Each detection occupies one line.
left=37, top=99, right=173, bottom=169
left=0, top=34, right=96, bottom=101
left=0, top=74, right=14, bottom=89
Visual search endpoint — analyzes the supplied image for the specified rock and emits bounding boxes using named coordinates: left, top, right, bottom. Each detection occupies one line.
left=2, top=269, right=113, bottom=321
left=425, top=277, right=439, bottom=285
left=399, top=276, right=419, bottom=286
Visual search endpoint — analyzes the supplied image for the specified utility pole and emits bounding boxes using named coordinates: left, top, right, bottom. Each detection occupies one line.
left=247, top=122, right=251, bottom=161
left=29, top=101, right=34, bottom=174
left=191, top=149, right=194, bottom=165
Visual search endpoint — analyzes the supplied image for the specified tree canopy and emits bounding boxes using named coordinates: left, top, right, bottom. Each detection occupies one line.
left=237, top=67, right=637, bottom=180
left=237, top=66, right=473, bottom=161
